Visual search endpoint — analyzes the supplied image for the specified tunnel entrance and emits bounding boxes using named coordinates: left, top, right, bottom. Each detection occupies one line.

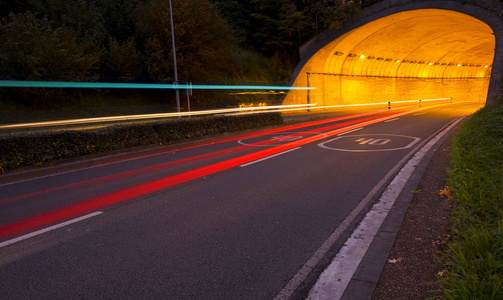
left=284, top=7, right=498, bottom=107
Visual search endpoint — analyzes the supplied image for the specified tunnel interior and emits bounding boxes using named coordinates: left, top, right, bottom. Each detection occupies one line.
left=284, top=9, right=496, bottom=107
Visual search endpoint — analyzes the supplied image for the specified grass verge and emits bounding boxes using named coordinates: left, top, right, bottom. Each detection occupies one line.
left=0, top=112, right=283, bottom=174
left=443, top=100, right=503, bottom=299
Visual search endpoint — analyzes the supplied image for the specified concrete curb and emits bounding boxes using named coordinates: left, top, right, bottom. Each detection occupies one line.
left=339, top=118, right=465, bottom=299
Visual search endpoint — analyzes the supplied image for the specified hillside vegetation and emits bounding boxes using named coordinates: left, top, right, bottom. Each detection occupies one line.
left=0, top=0, right=369, bottom=113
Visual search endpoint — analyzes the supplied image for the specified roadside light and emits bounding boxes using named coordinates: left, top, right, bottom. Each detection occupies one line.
left=169, top=0, right=180, bottom=115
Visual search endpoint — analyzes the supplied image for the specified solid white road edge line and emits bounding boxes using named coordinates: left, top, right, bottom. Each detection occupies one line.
left=239, top=147, right=302, bottom=167
left=0, top=211, right=104, bottom=248
left=273, top=133, right=429, bottom=300
left=306, top=116, right=466, bottom=300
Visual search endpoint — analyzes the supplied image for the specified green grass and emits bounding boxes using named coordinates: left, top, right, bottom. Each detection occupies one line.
left=443, top=100, right=503, bottom=299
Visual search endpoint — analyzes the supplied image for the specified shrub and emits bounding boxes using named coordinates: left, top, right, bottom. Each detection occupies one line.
left=0, top=112, right=283, bottom=173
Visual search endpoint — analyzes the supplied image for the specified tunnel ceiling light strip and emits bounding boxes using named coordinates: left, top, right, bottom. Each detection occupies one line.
left=0, top=80, right=315, bottom=91
left=307, top=71, right=490, bottom=79
left=334, top=51, right=490, bottom=67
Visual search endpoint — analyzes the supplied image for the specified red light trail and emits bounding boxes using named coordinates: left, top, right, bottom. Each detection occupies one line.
left=0, top=106, right=441, bottom=241
left=0, top=110, right=392, bottom=205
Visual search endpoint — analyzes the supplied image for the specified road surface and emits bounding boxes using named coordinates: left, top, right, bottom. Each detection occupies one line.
left=0, top=101, right=482, bottom=299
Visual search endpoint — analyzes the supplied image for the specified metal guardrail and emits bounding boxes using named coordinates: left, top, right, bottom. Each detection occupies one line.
left=301, top=97, right=453, bottom=112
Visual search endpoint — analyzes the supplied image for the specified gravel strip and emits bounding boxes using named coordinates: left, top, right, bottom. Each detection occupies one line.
left=371, top=128, right=455, bottom=299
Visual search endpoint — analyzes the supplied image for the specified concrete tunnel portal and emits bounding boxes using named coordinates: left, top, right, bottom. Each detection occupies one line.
left=283, top=4, right=502, bottom=109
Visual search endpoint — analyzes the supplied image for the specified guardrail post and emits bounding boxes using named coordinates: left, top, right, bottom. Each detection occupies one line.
left=307, top=72, right=311, bottom=112
left=388, top=102, right=391, bottom=110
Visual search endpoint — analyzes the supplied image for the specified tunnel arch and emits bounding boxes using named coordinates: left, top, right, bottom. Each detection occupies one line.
left=283, top=0, right=503, bottom=107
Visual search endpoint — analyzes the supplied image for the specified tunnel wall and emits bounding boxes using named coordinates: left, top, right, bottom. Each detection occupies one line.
left=307, top=76, right=490, bottom=106
left=283, top=0, right=503, bottom=106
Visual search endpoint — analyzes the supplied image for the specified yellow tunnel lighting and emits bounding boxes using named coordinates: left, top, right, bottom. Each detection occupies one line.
left=284, top=9, right=495, bottom=107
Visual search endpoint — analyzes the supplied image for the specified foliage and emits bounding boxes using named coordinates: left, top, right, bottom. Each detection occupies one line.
left=137, top=0, right=241, bottom=81
left=0, top=0, right=365, bottom=82
left=0, top=113, right=284, bottom=173
left=0, top=0, right=365, bottom=108
left=95, top=0, right=138, bottom=44
left=443, top=101, right=503, bottom=298
left=303, top=0, right=362, bottom=31
left=104, top=37, right=144, bottom=78
left=214, top=0, right=361, bottom=55
left=0, top=11, right=103, bottom=106
left=0, top=12, right=102, bottom=80
left=249, top=0, right=306, bottom=55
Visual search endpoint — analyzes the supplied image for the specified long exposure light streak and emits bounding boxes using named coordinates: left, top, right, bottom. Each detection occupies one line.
left=0, top=111, right=405, bottom=241
left=0, top=98, right=460, bottom=130
left=0, top=104, right=317, bottom=129
left=0, top=102, right=456, bottom=241
left=0, top=80, right=315, bottom=91
left=302, top=98, right=452, bottom=111
left=0, top=110, right=398, bottom=205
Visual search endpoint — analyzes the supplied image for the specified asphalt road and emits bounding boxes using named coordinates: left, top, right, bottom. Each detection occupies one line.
left=0, top=101, right=483, bottom=299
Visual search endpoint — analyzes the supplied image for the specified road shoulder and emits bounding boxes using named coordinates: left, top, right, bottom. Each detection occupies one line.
left=344, top=119, right=460, bottom=299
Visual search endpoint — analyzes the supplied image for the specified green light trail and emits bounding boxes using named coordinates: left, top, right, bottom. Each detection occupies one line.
left=0, top=80, right=315, bottom=90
